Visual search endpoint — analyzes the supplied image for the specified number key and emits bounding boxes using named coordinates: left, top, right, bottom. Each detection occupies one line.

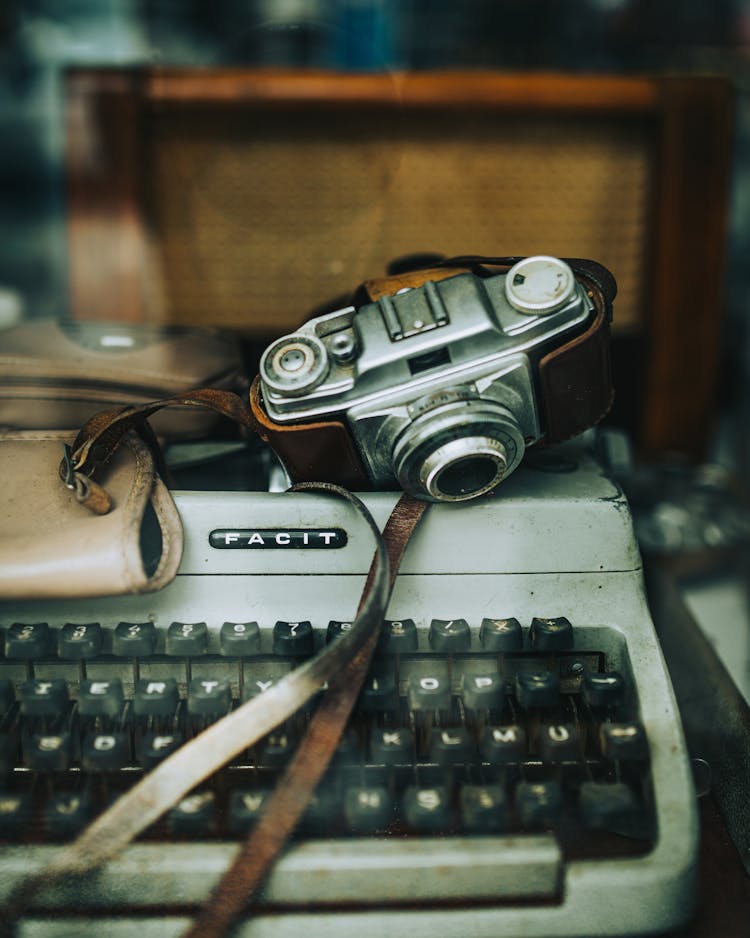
left=326, top=620, right=353, bottom=643
left=166, top=621, right=208, bottom=656
left=58, top=622, right=102, bottom=659
left=272, top=621, right=314, bottom=657
left=219, top=621, right=260, bottom=656
left=6, top=622, right=50, bottom=659
left=378, top=619, right=418, bottom=654
left=113, top=621, right=156, bottom=657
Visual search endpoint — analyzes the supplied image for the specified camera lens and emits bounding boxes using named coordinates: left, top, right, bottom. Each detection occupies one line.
left=433, top=453, right=503, bottom=500
left=420, top=438, right=507, bottom=501
left=392, top=399, right=526, bottom=503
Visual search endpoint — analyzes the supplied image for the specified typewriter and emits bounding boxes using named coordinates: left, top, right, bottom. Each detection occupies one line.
left=0, top=258, right=698, bottom=935
left=0, top=441, right=697, bottom=936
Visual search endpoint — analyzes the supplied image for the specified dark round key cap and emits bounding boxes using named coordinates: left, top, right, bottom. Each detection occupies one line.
left=242, top=675, right=278, bottom=701
left=23, top=732, right=72, bottom=772
left=529, top=616, right=574, bottom=651
left=228, top=788, right=270, bottom=834
left=344, top=786, right=392, bottom=833
left=258, top=730, right=295, bottom=766
left=516, top=781, right=563, bottom=829
left=168, top=791, right=216, bottom=836
left=133, top=677, right=179, bottom=717
left=5, top=622, right=50, bottom=659
left=370, top=727, right=414, bottom=765
left=358, top=672, right=399, bottom=712
left=77, top=678, right=125, bottom=719
left=378, top=619, right=418, bottom=654
left=187, top=678, right=232, bottom=717
left=166, top=621, right=208, bottom=656
left=515, top=670, right=559, bottom=709
left=460, top=784, right=508, bottom=833
left=139, top=731, right=183, bottom=770
left=480, top=617, right=523, bottom=652
left=326, top=620, right=354, bottom=643
left=0, top=791, right=32, bottom=838
left=45, top=791, right=92, bottom=839
left=219, top=621, right=260, bottom=656
left=81, top=732, right=129, bottom=772
left=58, top=622, right=102, bottom=659
left=429, top=727, right=474, bottom=764
left=538, top=723, right=580, bottom=762
left=429, top=618, right=471, bottom=652
left=480, top=724, right=527, bottom=763
left=462, top=672, right=504, bottom=710
left=403, top=785, right=451, bottom=832
left=583, top=671, right=626, bottom=709
left=407, top=672, right=451, bottom=711
left=19, top=678, right=68, bottom=718
left=600, top=722, right=648, bottom=761
left=272, top=620, right=314, bottom=657
left=113, top=621, right=157, bottom=657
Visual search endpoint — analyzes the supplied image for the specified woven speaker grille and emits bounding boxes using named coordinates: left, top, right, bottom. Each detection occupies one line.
left=145, top=107, right=653, bottom=335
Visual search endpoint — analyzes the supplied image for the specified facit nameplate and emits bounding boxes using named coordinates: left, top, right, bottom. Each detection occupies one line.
left=209, top=528, right=347, bottom=549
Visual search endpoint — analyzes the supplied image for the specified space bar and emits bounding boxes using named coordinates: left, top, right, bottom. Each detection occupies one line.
left=263, top=835, right=563, bottom=905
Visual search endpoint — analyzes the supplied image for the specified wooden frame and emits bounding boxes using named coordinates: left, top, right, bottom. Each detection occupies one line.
left=64, top=69, right=733, bottom=460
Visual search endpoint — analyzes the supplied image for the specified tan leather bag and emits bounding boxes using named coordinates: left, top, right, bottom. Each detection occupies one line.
left=0, top=319, right=242, bottom=438
left=0, top=428, right=182, bottom=599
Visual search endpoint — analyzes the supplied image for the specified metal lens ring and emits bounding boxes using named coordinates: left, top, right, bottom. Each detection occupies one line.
left=420, top=437, right=507, bottom=501
left=393, top=401, right=526, bottom=503
left=260, top=333, right=329, bottom=396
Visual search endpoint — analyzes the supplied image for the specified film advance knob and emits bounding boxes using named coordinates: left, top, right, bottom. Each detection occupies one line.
left=260, top=333, right=329, bottom=396
left=504, top=256, right=577, bottom=315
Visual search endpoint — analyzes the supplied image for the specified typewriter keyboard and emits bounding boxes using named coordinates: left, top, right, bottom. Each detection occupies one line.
left=0, top=615, right=653, bottom=858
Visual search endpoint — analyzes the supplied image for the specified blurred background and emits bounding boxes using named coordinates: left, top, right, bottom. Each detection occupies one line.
left=2, top=0, right=750, bottom=696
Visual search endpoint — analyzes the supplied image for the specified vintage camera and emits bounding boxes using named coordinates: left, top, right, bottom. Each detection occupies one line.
left=255, top=256, right=615, bottom=501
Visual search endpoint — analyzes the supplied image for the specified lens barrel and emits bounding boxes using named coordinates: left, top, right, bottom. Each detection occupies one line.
left=392, top=400, right=526, bottom=502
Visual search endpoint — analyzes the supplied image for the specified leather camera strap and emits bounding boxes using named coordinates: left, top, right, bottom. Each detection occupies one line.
left=1, top=487, right=427, bottom=937
left=181, top=489, right=428, bottom=938
left=59, top=387, right=260, bottom=514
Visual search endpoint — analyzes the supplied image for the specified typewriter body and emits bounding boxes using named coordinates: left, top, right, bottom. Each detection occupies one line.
left=0, top=441, right=698, bottom=937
